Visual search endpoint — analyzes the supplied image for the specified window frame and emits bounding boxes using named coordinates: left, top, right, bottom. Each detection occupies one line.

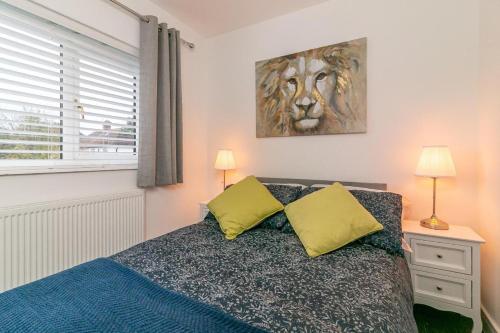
left=0, top=2, right=140, bottom=176
left=0, top=162, right=137, bottom=176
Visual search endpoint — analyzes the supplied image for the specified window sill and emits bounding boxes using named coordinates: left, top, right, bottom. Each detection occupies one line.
left=0, top=164, right=138, bottom=176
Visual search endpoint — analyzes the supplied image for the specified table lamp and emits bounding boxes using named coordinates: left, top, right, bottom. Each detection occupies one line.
left=215, top=150, right=235, bottom=190
left=415, top=145, right=456, bottom=230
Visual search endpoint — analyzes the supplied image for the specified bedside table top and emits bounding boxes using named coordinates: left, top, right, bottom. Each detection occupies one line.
left=403, top=220, right=485, bottom=243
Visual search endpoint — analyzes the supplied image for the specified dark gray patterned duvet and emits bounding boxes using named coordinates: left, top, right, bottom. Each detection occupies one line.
left=112, top=219, right=417, bottom=333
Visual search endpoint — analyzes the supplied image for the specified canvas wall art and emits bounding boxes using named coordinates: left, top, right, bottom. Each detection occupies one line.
left=255, top=37, right=367, bottom=138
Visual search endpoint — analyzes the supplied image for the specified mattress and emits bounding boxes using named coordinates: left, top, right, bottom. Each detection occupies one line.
left=112, top=218, right=417, bottom=333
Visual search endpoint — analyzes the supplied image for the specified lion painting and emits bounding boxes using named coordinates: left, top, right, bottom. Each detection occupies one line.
left=256, top=38, right=367, bottom=137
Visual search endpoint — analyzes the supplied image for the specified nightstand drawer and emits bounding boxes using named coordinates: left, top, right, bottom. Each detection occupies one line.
left=410, top=238, right=471, bottom=274
left=412, top=270, right=472, bottom=308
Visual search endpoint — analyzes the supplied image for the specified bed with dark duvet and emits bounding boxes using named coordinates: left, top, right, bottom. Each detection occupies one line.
left=113, top=218, right=416, bottom=332
left=112, top=181, right=417, bottom=333
left=0, top=180, right=417, bottom=333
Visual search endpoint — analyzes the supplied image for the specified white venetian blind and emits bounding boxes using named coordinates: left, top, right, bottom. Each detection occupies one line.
left=0, top=1, right=139, bottom=171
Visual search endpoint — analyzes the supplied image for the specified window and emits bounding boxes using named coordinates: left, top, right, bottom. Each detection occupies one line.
left=0, top=3, right=139, bottom=174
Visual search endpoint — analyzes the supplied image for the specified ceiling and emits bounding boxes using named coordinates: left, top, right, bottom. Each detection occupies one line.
left=151, top=0, right=329, bottom=37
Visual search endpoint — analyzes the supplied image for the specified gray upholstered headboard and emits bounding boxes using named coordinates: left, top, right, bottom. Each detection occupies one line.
left=256, top=177, right=387, bottom=191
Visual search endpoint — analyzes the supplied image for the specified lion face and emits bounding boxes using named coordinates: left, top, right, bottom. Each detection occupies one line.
left=256, top=38, right=367, bottom=137
left=280, top=55, right=336, bottom=132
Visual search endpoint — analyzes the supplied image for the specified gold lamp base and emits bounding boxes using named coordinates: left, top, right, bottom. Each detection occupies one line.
left=420, top=217, right=449, bottom=230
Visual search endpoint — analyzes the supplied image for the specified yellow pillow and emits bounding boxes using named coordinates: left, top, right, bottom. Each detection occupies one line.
left=284, top=182, right=383, bottom=257
left=208, top=176, right=284, bottom=240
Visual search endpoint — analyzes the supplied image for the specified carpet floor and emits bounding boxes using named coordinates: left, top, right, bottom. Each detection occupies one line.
left=414, top=304, right=475, bottom=333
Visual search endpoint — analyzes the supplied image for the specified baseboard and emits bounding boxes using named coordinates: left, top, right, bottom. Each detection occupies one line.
left=482, top=305, right=500, bottom=333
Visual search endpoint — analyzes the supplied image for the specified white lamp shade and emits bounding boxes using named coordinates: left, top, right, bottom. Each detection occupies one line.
left=415, top=146, right=456, bottom=177
left=214, top=150, right=236, bottom=170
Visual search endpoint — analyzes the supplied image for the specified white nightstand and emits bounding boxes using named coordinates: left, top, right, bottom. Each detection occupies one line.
left=403, top=220, right=485, bottom=333
left=199, top=200, right=209, bottom=221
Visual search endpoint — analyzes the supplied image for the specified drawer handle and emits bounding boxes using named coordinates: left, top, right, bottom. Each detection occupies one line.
left=436, top=254, right=443, bottom=259
left=436, top=286, right=443, bottom=291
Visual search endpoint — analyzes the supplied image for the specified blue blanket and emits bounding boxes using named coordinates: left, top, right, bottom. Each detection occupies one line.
left=0, top=258, right=266, bottom=333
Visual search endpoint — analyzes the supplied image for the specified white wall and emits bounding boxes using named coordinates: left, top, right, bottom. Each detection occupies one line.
left=0, top=0, right=209, bottom=239
left=478, top=0, right=500, bottom=328
left=202, top=0, right=480, bottom=228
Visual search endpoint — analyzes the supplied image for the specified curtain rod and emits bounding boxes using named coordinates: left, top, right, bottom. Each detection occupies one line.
left=26, top=0, right=137, bottom=52
left=108, top=0, right=195, bottom=49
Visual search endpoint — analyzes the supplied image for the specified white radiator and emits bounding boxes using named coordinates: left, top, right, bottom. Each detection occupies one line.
left=0, top=190, right=144, bottom=293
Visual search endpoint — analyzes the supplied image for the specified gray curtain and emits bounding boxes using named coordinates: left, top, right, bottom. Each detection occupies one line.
left=138, top=16, right=183, bottom=187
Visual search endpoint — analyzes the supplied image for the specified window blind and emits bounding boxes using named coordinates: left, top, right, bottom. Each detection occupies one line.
left=0, top=2, right=139, bottom=171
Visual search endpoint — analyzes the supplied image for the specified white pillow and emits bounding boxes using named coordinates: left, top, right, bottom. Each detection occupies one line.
left=310, top=183, right=330, bottom=188
left=262, top=183, right=306, bottom=189
left=345, top=186, right=385, bottom=192
left=310, top=183, right=385, bottom=192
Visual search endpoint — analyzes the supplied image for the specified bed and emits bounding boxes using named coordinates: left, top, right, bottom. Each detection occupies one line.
left=0, top=178, right=418, bottom=332
left=112, top=178, right=417, bottom=332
